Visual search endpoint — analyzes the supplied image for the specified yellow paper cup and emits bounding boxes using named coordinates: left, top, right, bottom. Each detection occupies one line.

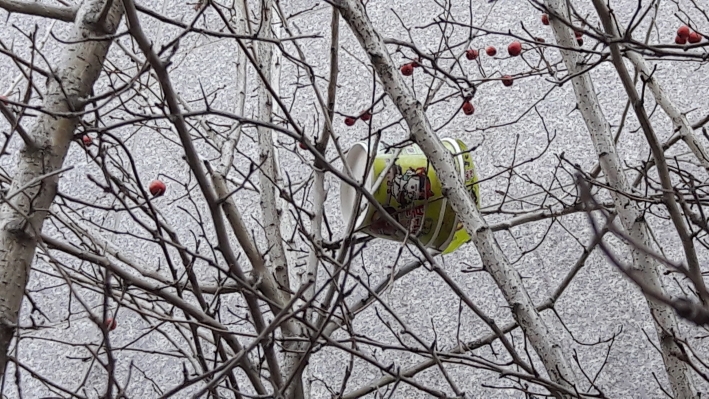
left=340, top=138, right=479, bottom=253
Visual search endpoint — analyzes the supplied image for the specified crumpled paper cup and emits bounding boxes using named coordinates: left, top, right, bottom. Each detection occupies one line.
left=340, top=138, right=479, bottom=253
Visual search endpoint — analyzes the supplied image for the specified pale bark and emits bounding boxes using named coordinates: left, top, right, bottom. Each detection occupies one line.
left=0, top=0, right=76, bottom=22
left=252, top=3, right=309, bottom=398
left=221, top=45, right=246, bottom=175
left=545, top=0, right=697, bottom=397
left=121, top=0, right=294, bottom=390
left=270, top=4, right=341, bottom=325
left=299, top=10, right=340, bottom=399
left=333, top=0, right=578, bottom=396
left=256, top=0, right=291, bottom=297
left=0, top=0, right=124, bottom=377
left=593, top=0, right=708, bottom=303
left=623, top=46, right=709, bottom=174
left=270, top=10, right=300, bottom=297
left=343, top=225, right=609, bottom=398
left=630, top=50, right=709, bottom=171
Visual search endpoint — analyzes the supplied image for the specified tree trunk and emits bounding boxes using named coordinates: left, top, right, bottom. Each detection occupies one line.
left=0, top=0, right=124, bottom=377
left=254, top=2, right=306, bottom=398
left=257, top=0, right=290, bottom=295
left=333, top=1, right=578, bottom=396
left=545, top=0, right=698, bottom=396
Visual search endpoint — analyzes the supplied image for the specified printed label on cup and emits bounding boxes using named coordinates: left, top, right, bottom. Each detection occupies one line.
left=340, top=138, right=480, bottom=253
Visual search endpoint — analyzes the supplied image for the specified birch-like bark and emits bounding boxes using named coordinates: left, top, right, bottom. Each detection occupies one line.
left=256, top=0, right=291, bottom=297
left=269, top=9, right=300, bottom=297
left=252, top=3, right=308, bottom=398
left=0, top=0, right=77, bottom=22
left=332, top=1, right=577, bottom=395
left=601, top=24, right=709, bottom=174
left=592, top=0, right=708, bottom=303
left=625, top=50, right=709, bottom=173
left=296, top=10, right=340, bottom=399
left=181, top=0, right=246, bottom=176
left=266, top=5, right=339, bottom=326
left=121, top=0, right=292, bottom=389
left=222, top=41, right=247, bottom=175
left=545, top=1, right=697, bottom=397
left=0, top=0, right=124, bottom=377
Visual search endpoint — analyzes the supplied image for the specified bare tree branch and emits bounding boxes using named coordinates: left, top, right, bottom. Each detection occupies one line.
left=332, top=0, right=579, bottom=395
left=0, top=0, right=76, bottom=22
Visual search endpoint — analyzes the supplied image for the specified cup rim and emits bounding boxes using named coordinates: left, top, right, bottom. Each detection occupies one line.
left=340, top=138, right=474, bottom=252
left=340, top=142, right=376, bottom=230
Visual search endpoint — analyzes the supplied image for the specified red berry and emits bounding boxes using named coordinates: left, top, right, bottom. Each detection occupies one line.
left=465, top=49, right=479, bottom=60
left=677, top=25, right=691, bottom=39
left=501, top=75, right=514, bottom=87
left=298, top=141, right=307, bottom=150
left=485, top=46, right=497, bottom=56
left=675, top=35, right=687, bottom=45
left=344, top=116, right=357, bottom=126
left=400, top=63, right=414, bottom=76
left=574, top=29, right=583, bottom=38
left=541, top=14, right=550, bottom=25
left=688, top=32, right=702, bottom=43
left=360, top=111, right=371, bottom=121
left=82, top=135, right=92, bottom=147
left=577, top=38, right=584, bottom=46
left=462, top=101, right=475, bottom=116
left=507, top=41, right=522, bottom=56
left=104, top=318, right=117, bottom=331
left=149, top=180, right=166, bottom=197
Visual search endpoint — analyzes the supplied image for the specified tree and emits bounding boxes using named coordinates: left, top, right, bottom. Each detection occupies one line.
left=0, top=0, right=708, bottom=397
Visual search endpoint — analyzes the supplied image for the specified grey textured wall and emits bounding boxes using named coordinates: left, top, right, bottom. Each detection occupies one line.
left=1, top=0, right=709, bottom=397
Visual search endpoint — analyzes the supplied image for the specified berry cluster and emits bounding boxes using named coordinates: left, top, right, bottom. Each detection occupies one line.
left=342, top=110, right=373, bottom=127
left=400, top=59, right=422, bottom=76
left=354, top=12, right=601, bottom=120
left=452, top=13, right=566, bottom=115
left=675, top=25, right=703, bottom=44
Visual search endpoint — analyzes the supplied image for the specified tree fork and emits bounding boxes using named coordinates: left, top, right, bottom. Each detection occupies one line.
left=0, top=0, right=124, bottom=378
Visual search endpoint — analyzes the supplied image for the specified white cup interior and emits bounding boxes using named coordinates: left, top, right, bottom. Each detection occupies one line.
left=340, top=143, right=375, bottom=230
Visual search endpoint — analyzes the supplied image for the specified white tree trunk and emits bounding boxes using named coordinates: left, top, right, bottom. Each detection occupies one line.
left=544, top=1, right=697, bottom=397
left=333, top=1, right=578, bottom=395
left=218, top=0, right=248, bottom=176
left=624, top=51, right=709, bottom=173
left=254, top=3, right=307, bottom=398
left=257, top=0, right=291, bottom=296
left=269, top=10, right=300, bottom=297
left=0, top=0, right=124, bottom=377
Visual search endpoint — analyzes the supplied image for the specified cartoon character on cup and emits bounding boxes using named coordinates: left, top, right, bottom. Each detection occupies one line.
left=370, top=205, right=433, bottom=239
left=370, top=206, right=399, bottom=237
left=386, top=165, right=435, bottom=207
left=463, top=158, right=479, bottom=205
